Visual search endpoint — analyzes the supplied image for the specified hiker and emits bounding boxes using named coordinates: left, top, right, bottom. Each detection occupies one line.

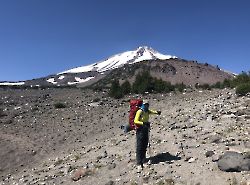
left=134, top=100, right=161, bottom=172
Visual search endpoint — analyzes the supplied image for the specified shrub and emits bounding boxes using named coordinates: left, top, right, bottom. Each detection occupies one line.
left=175, top=83, right=186, bottom=92
left=132, top=71, right=154, bottom=94
left=212, top=81, right=223, bottom=89
left=222, top=79, right=232, bottom=88
left=199, top=83, right=211, bottom=90
left=108, top=70, right=193, bottom=97
left=54, top=102, right=67, bottom=109
left=236, top=83, right=250, bottom=96
left=132, top=71, right=174, bottom=94
left=109, top=79, right=123, bottom=99
left=121, top=80, right=131, bottom=95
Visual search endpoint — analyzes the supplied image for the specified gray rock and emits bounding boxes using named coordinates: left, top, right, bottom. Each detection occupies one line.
left=208, top=135, right=221, bottom=143
left=217, top=151, right=250, bottom=172
left=205, top=151, right=215, bottom=158
left=212, top=154, right=220, bottom=162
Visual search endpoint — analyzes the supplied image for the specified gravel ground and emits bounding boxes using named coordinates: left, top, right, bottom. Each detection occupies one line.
left=0, top=87, right=249, bottom=185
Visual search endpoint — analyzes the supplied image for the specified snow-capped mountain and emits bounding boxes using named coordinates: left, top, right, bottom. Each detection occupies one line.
left=58, top=46, right=177, bottom=74
left=0, top=46, right=234, bottom=87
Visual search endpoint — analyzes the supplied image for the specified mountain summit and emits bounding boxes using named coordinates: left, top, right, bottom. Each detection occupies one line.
left=0, top=46, right=234, bottom=87
left=59, top=46, right=177, bottom=74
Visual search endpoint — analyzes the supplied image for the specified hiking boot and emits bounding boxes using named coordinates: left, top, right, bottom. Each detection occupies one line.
left=147, top=159, right=152, bottom=165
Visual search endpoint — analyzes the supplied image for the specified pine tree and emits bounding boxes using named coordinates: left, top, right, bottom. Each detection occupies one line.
left=109, top=79, right=123, bottom=99
left=121, top=80, right=131, bottom=95
left=132, top=71, right=153, bottom=94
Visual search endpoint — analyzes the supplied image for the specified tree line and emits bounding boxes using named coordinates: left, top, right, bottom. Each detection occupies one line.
left=109, top=70, right=250, bottom=99
left=109, top=71, right=186, bottom=99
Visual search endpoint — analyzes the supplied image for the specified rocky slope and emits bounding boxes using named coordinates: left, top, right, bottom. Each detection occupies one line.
left=90, top=59, right=234, bottom=89
left=0, top=88, right=249, bottom=185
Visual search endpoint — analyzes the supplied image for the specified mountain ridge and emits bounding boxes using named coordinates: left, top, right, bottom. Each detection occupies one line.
left=0, top=46, right=234, bottom=87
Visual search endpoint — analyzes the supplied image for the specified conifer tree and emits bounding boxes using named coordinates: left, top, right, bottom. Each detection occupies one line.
left=121, top=80, right=131, bottom=95
left=109, top=79, right=123, bottom=99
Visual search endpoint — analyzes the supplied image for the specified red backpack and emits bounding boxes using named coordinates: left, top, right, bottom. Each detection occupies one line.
left=129, top=99, right=143, bottom=130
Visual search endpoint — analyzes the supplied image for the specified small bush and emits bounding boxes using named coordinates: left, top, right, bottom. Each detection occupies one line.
left=175, top=83, right=186, bottom=92
left=212, top=81, right=223, bottom=89
left=236, top=83, right=250, bottom=96
left=54, top=102, right=67, bottom=109
left=109, top=79, right=123, bottom=99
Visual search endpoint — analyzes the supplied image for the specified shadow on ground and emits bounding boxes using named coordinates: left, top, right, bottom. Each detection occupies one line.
left=147, top=152, right=181, bottom=164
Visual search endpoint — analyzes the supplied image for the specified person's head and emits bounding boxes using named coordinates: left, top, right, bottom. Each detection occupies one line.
left=141, top=100, right=149, bottom=111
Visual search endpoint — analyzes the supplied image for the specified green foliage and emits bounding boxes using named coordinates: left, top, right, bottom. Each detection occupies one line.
left=121, top=80, right=131, bottom=95
left=223, top=79, right=231, bottom=88
left=154, top=78, right=174, bottom=93
left=132, top=71, right=175, bottom=94
left=54, top=102, right=67, bottom=109
left=230, top=72, right=250, bottom=87
left=108, top=71, right=177, bottom=98
left=109, top=79, right=123, bottom=99
left=212, top=81, right=223, bottom=89
left=132, top=71, right=154, bottom=94
left=236, top=83, right=250, bottom=96
left=175, top=83, right=186, bottom=92
left=211, top=71, right=250, bottom=96
left=207, top=71, right=250, bottom=96
left=214, top=71, right=250, bottom=89
left=107, top=70, right=250, bottom=98
left=197, top=83, right=211, bottom=90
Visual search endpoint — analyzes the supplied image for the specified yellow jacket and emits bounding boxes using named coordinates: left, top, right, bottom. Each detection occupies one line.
left=134, top=109, right=158, bottom=125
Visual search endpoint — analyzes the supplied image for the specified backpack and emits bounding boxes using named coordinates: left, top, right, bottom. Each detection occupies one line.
left=129, top=99, right=143, bottom=130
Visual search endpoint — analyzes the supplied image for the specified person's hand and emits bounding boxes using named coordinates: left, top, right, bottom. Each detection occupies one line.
left=157, top=110, right=161, bottom=115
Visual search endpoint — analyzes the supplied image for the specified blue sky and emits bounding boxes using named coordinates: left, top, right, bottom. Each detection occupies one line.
left=0, top=0, right=250, bottom=81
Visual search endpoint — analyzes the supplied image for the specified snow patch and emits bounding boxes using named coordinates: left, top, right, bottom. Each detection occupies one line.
left=68, top=77, right=95, bottom=85
left=47, top=78, right=57, bottom=84
left=0, top=82, right=25, bottom=86
left=58, top=76, right=65, bottom=80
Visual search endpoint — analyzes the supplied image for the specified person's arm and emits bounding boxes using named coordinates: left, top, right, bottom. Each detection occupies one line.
left=134, top=109, right=143, bottom=125
left=149, top=109, right=161, bottom=115
left=149, top=109, right=158, bottom=114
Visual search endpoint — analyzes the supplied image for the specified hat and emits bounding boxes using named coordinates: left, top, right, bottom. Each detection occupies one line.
left=143, top=100, right=149, bottom=104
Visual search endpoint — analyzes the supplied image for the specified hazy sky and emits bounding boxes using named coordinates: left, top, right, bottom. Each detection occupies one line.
left=0, top=0, right=250, bottom=81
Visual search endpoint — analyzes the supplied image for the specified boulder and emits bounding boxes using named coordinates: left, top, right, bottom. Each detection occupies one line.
left=217, top=151, right=250, bottom=172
